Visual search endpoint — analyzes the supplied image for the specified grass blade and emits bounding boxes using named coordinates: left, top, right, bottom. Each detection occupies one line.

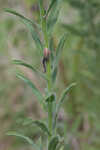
left=16, top=73, right=43, bottom=105
left=7, top=131, right=39, bottom=150
left=13, top=60, right=48, bottom=81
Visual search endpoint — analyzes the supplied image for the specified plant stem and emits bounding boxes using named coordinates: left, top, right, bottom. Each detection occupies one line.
left=40, top=4, right=53, bottom=140
left=46, top=62, right=53, bottom=140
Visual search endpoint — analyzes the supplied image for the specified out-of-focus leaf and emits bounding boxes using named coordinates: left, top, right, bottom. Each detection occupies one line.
left=47, top=6, right=60, bottom=35
left=65, top=0, right=85, bottom=9
left=54, top=34, right=67, bottom=67
left=23, top=21, right=43, bottom=55
left=6, top=131, right=39, bottom=150
left=23, top=118, right=51, bottom=136
left=45, top=93, right=56, bottom=103
left=56, top=83, right=76, bottom=115
left=48, top=136, right=59, bottom=150
left=46, top=0, right=58, bottom=16
left=36, top=137, right=43, bottom=150
left=4, top=8, right=43, bottom=55
left=61, top=24, right=88, bottom=37
left=13, top=60, right=47, bottom=81
left=16, top=73, right=43, bottom=105
left=4, top=8, right=38, bottom=27
left=53, top=83, right=76, bottom=128
left=38, top=0, right=45, bottom=17
left=49, top=37, right=55, bottom=62
left=56, top=139, right=64, bottom=150
left=52, top=67, right=58, bottom=83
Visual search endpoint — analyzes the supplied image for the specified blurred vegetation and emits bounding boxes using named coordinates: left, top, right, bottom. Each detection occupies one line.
left=0, top=0, right=100, bottom=150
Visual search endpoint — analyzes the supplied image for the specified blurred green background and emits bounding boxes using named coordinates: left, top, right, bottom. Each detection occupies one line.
left=0, top=0, right=100, bottom=150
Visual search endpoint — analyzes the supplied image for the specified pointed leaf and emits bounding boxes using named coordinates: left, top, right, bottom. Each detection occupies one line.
left=36, top=137, right=43, bottom=150
left=13, top=60, right=47, bottom=81
left=46, top=0, right=58, bottom=16
left=56, top=34, right=67, bottom=55
left=52, top=66, right=58, bottom=83
left=24, top=22, right=43, bottom=55
left=47, top=2, right=60, bottom=35
left=49, top=37, right=55, bottom=62
left=16, top=73, right=43, bottom=105
left=4, top=8, right=38, bottom=27
left=23, top=118, right=51, bottom=136
left=53, top=83, right=76, bottom=129
left=38, top=0, right=45, bottom=17
left=4, top=8, right=43, bottom=55
left=61, top=24, right=88, bottom=37
left=45, top=93, right=56, bottom=103
left=6, top=131, right=39, bottom=150
left=55, top=34, right=67, bottom=66
left=56, top=83, right=76, bottom=115
left=48, top=136, right=59, bottom=150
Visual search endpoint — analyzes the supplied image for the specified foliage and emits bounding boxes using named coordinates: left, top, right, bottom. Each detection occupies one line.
left=4, top=0, right=76, bottom=150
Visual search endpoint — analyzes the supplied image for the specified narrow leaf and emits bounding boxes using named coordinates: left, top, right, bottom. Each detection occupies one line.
left=55, top=34, right=67, bottom=66
left=45, top=93, right=56, bottom=103
left=38, top=0, right=45, bottom=17
left=53, top=83, right=76, bottom=129
left=4, top=8, right=43, bottom=54
left=61, top=24, right=88, bottom=37
left=4, top=8, right=38, bottom=27
left=48, top=136, right=59, bottom=150
left=16, top=73, right=43, bottom=104
left=46, top=0, right=58, bottom=16
left=23, top=118, right=51, bottom=136
left=52, top=66, right=58, bottom=83
left=36, top=137, right=43, bottom=150
left=24, top=22, right=43, bottom=54
left=47, top=2, right=60, bottom=34
left=13, top=60, right=47, bottom=81
left=6, top=131, right=39, bottom=150
left=56, top=83, right=76, bottom=115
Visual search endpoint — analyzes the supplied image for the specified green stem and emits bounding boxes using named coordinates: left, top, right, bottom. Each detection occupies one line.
left=42, top=17, right=49, bottom=48
left=40, top=3, right=53, bottom=140
left=46, top=62, right=53, bottom=140
left=48, top=101, right=53, bottom=134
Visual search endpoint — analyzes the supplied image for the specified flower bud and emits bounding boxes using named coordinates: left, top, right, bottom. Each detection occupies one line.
left=43, top=48, right=50, bottom=59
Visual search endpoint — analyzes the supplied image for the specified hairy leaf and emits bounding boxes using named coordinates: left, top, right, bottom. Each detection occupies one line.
left=62, top=24, right=88, bottom=37
left=52, top=66, right=58, bottom=83
left=23, top=118, right=51, bottom=136
left=4, top=8, right=37, bottom=26
left=56, top=83, right=76, bottom=117
left=16, top=73, right=43, bottom=104
left=46, top=0, right=58, bottom=16
left=4, top=8, right=43, bottom=55
left=53, top=83, right=76, bottom=129
left=48, top=136, right=59, bottom=150
left=6, top=131, right=39, bottom=150
left=45, top=93, right=56, bottom=103
left=13, top=60, right=47, bottom=81
left=55, top=34, right=67, bottom=66
left=47, top=7, right=60, bottom=35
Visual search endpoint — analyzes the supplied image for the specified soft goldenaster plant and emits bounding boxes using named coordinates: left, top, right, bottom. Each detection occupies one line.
left=4, top=0, right=76, bottom=150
